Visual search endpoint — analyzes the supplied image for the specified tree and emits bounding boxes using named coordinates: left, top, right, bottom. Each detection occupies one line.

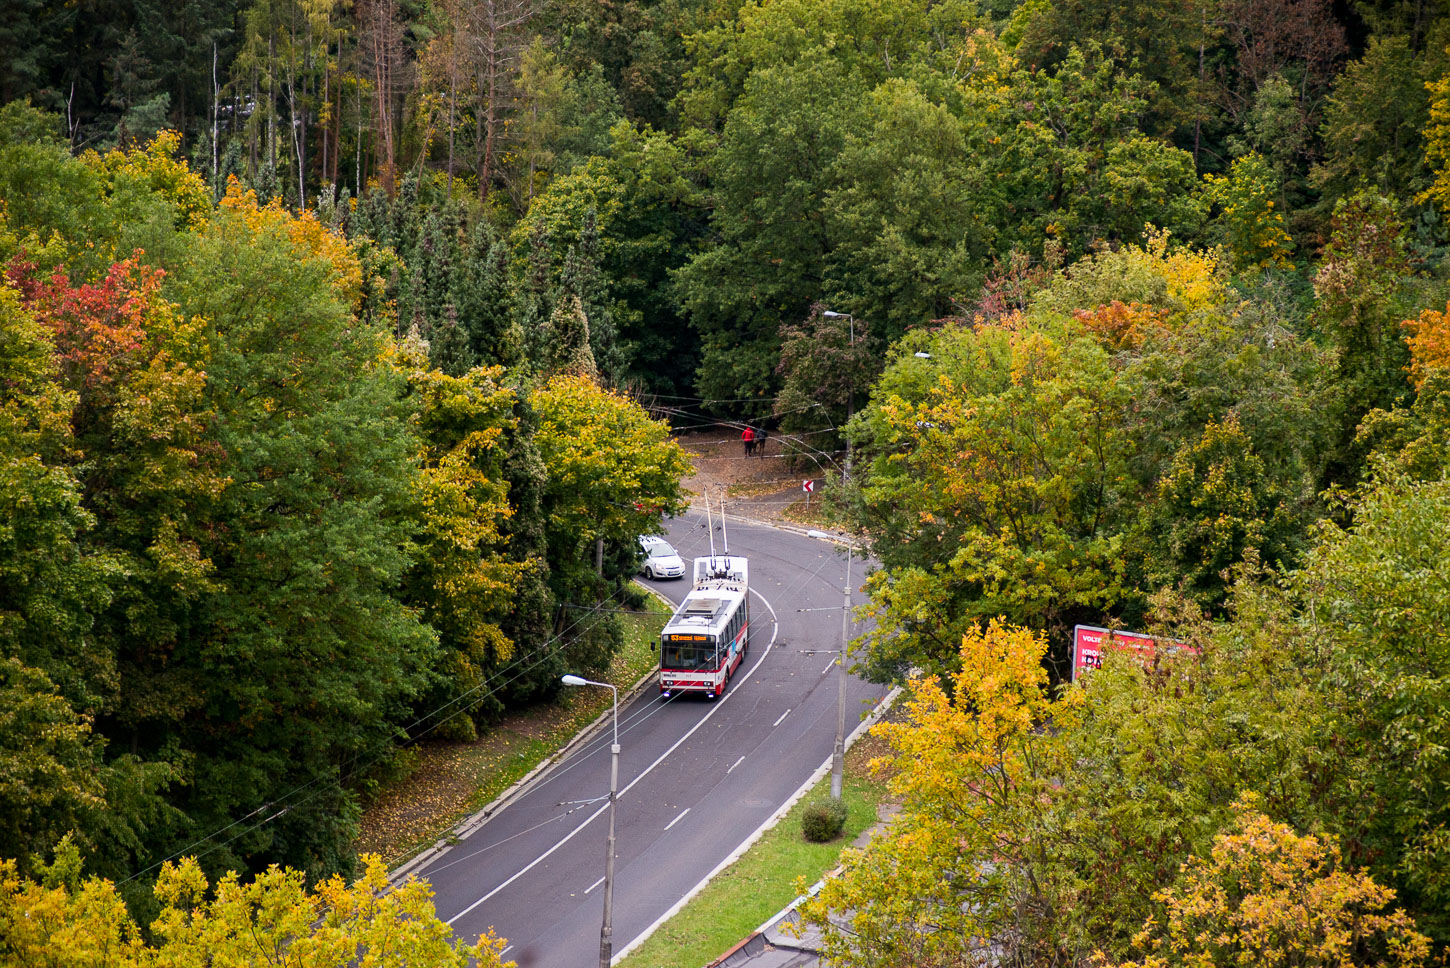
left=530, top=374, right=689, bottom=668
left=1316, top=36, right=1433, bottom=203
left=1298, top=473, right=1450, bottom=941
left=1109, top=801, right=1431, bottom=968
left=1311, top=192, right=1415, bottom=486
left=0, top=845, right=513, bottom=967
left=396, top=347, right=530, bottom=738
left=852, top=320, right=1134, bottom=679
left=0, top=660, right=108, bottom=874
left=1134, top=416, right=1300, bottom=608
left=798, top=620, right=1059, bottom=968
left=774, top=306, right=877, bottom=457
left=676, top=57, right=865, bottom=412
left=124, top=181, right=439, bottom=879
left=1202, top=152, right=1295, bottom=271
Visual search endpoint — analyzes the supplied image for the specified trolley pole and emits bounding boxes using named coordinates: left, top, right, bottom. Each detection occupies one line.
left=831, top=550, right=851, bottom=800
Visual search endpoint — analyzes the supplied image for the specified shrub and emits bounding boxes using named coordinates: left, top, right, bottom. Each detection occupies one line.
left=801, top=797, right=848, bottom=842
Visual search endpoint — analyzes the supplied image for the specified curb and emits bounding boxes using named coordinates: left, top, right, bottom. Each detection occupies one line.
left=613, top=683, right=903, bottom=964
left=389, top=584, right=667, bottom=885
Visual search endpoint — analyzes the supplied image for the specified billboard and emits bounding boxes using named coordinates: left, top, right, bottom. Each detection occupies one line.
left=1071, top=624, right=1197, bottom=681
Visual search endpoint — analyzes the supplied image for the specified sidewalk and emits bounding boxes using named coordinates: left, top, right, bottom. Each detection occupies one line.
left=706, top=802, right=902, bottom=968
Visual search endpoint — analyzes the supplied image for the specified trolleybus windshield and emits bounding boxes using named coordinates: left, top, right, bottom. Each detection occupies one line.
left=662, top=634, right=716, bottom=670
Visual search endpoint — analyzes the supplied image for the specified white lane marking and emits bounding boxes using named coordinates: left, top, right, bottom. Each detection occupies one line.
left=584, top=876, right=605, bottom=894
left=821, top=657, right=836, bottom=676
left=445, top=588, right=780, bottom=927
left=501, top=946, right=513, bottom=957
left=772, top=709, right=791, bottom=727
left=664, top=808, right=690, bottom=831
left=727, top=755, right=745, bottom=773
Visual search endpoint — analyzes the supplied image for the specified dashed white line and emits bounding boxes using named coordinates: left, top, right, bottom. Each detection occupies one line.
left=727, top=755, right=745, bottom=773
left=444, top=588, right=781, bottom=927
left=821, top=657, right=836, bottom=676
left=664, top=808, right=690, bottom=831
left=584, top=876, right=605, bottom=894
left=772, top=709, right=791, bottom=727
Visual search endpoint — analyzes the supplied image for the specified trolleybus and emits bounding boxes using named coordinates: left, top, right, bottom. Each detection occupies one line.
left=658, top=555, right=750, bottom=700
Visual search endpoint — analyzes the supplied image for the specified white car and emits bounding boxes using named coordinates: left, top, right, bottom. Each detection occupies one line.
left=638, top=535, right=686, bottom=580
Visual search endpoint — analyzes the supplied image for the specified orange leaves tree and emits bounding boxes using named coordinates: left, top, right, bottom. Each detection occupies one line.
left=1401, top=300, right=1450, bottom=388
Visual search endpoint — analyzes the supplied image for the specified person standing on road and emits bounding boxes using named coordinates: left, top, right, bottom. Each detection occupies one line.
left=755, top=427, right=768, bottom=456
left=742, top=426, right=755, bottom=457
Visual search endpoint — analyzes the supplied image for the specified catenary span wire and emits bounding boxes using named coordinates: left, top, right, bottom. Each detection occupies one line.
left=131, top=497, right=863, bottom=884
left=121, top=410, right=823, bottom=878
left=181, top=627, right=631, bottom=875
left=440, top=494, right=869, bottom=817
left=120, top=578, right=649, bottom=885
left=173, top=599, right=643, bottom=877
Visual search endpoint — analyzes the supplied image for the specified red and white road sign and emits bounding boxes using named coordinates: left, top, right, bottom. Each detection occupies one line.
left=801, top=480, right=815, bottom=493
left=1071, top=624, right=1198, bottom=681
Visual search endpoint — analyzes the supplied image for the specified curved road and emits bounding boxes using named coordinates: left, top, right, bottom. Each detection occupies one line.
left=412, top=511, right=887, bottom=967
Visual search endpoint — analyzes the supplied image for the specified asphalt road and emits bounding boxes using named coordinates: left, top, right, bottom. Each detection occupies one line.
left=412, top=510, right=888, bottom=968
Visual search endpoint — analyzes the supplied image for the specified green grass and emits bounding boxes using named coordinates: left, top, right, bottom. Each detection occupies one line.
left=361, top=593, right=670, bottom=867
left=617, top=769, right=883, bottom=968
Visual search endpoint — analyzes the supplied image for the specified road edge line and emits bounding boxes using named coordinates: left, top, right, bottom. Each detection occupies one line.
left=389, top=582, right=669, bottom=885
left=612, top=683, right=903, bottom=964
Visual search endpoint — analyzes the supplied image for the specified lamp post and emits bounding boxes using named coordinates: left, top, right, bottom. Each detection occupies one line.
left=822, top=310, right=856, bottom=483
left=561, top=674, right=619, bottom=968
left=807, top=530, right=852, bottom=800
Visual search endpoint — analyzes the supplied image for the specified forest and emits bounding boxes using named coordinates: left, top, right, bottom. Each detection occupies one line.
left=4, top=0, right=1450, bottom=963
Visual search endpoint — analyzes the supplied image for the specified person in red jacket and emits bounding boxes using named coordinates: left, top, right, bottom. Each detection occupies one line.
left=742, top=426, right=755, bottom=456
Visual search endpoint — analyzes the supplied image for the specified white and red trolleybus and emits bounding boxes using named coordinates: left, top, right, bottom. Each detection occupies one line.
left=658, top=555, right=750, bottom=700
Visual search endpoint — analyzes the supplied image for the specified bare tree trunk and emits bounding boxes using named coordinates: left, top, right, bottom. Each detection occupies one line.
left=212, top=42, right=219, bottom=194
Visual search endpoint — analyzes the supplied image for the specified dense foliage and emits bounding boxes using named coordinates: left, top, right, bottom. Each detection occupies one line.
left=7, top=0, right=1450, bottom=960
left=0, top=103, right=686, bottom=909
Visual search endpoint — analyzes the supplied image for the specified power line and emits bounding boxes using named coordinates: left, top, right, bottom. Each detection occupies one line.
left=122, top=581, right=648, bottom=885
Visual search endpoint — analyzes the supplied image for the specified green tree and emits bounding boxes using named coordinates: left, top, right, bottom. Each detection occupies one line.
left=853, top=321, right=1134, bottom=679
left=138, top=183, right=438, bottom=879
left=1299, top=473, right=1450, bottom=940
left=1317, top=36, right=1433, bottom=202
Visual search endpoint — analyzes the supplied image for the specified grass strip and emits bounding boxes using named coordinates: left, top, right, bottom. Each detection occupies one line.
left=617, top=763, right=883, bottom=968
left=360, top=594, right=670, bottom=867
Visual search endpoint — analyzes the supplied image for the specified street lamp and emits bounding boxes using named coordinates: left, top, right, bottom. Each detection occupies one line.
left=806, top=530, right=852, bottom=800
left=561, top=674, right=620, bottom=968
left=821, top=310, right=857, bottom=483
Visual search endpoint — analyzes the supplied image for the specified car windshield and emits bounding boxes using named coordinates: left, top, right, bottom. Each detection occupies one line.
left=662, top=639, right=716, bottom=670
left=644, top=539, right=677, bottom=558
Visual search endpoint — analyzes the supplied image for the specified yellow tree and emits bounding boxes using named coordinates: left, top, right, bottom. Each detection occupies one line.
left=1, top=843, right=513, bottom=967
left=394, top=340, right=533, bottom=737
left=1106, top=800, right=1431, bottom=968
left=797, top=620, right=1064, bottom=968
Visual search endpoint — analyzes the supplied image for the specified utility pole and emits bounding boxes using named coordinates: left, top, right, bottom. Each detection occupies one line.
left=831, top=548, right=851, bottom=799
left=561, top=675, right=619, bottom=968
